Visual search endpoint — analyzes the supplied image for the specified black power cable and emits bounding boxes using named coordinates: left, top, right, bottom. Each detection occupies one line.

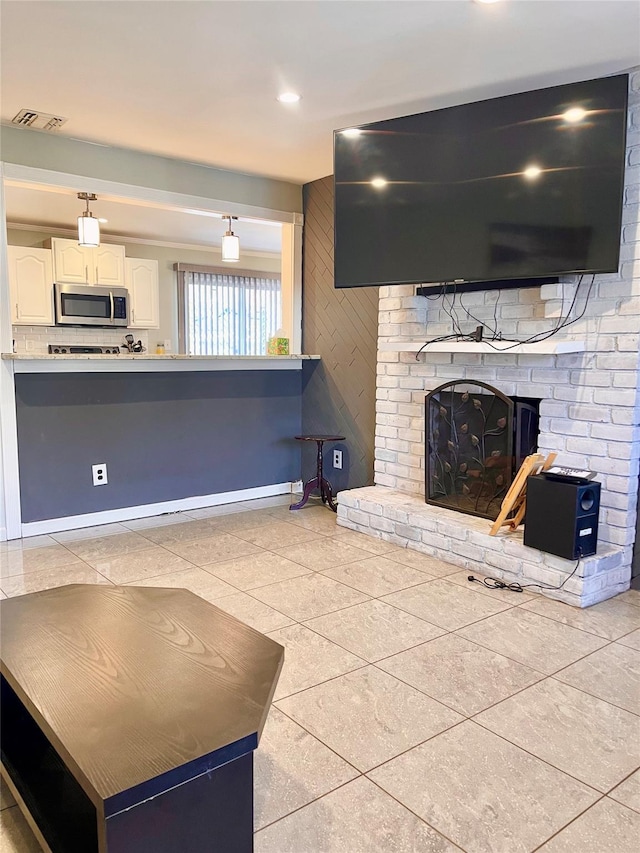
left=480, top=274, right=595, bottom=352
left=459, top=290, right=500, bottom=341
left=467, top=552, right=582, bottom=594
left=415, top=274, right=595, bottom=357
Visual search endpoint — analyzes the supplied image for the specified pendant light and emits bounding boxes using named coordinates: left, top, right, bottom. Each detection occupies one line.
left=77, top=192, right=100, bottom=247
left=221, top=215, right=240, bottom=262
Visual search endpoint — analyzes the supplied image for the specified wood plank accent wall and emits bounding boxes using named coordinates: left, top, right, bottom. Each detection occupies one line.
left=301, top=176, right=378, bottom=492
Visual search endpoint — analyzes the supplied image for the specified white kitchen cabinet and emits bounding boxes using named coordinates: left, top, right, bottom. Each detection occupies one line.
left=95, top=244, right=126, bottom=286
left=49, top=238, right=125, bottom=286
left=50, top=238, right=87, bottom=284
left=125, top=257, right=159, bottom=329
left=7, top=245, right=54, bottom=325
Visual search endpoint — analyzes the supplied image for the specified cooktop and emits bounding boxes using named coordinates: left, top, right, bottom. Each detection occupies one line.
left=48, top=345, right=121, bottom=355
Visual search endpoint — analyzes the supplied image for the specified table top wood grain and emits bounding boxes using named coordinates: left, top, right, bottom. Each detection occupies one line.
left=0, top=584, right=283, bottom=814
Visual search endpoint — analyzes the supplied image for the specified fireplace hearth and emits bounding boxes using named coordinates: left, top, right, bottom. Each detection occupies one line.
left=425, top=380, right=539, bottom=520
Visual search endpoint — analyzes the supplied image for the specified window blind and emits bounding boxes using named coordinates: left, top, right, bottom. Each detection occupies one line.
left=183, top=270, right=281, bottom=356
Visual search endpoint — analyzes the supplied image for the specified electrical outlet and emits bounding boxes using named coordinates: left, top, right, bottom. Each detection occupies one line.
left=333, top=449, right=343, bottom=470
left=92, top=463, right=108, bottom=486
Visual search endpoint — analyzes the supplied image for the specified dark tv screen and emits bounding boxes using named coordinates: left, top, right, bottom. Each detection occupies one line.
left=334, top=75, right=628, bottom=290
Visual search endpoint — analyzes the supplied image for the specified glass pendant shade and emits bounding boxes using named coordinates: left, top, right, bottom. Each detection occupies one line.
left=221, top=228, right=240, bottom=262
left=77, top=214, right=100, bottom=248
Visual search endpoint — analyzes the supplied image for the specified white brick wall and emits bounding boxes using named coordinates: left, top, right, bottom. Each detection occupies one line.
left=338, top=487, right=630, bottom=607
left=343, top=71, right=640, bottom=607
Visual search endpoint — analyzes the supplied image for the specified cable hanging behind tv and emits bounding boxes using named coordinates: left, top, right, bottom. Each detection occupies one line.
left=415, top=277, right=558, bottom=297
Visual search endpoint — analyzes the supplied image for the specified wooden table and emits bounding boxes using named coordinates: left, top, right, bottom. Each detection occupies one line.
left=0, top=584, right=284, bottom=853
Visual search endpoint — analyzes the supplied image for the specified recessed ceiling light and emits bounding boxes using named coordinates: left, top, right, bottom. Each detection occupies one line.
left=342, top=128, right=362, bottom=138
left=277, top=92, right=301, bottom=104
left=474, top=0, right=502, bottom=5
left=563, top=107, right=587, bottom=123
left=523, top=165, right=542, bottom=180
left=371, top=177, right=388, bottom=188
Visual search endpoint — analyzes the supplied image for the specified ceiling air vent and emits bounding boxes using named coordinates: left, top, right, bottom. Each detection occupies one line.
left=11, top=109, right=67, bottom=131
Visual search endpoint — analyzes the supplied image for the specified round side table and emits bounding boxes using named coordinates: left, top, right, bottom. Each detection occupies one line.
left=290, top=435, right=345, bottom=513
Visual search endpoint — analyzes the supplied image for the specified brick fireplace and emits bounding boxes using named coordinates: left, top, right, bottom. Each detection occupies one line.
left=337, top=70, right=640, bottom=607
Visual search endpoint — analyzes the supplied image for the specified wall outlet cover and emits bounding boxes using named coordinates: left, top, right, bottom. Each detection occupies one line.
left=333, top=449, right=343, bottom=470
left=92, top=463, right=108, bottom=486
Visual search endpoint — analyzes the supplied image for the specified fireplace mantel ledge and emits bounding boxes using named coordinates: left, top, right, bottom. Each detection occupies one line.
left=379, top=340, right=586, bottom=355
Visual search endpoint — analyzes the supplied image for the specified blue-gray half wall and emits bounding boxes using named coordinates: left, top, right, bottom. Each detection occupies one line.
left=15, top=371, right=302, bottom=523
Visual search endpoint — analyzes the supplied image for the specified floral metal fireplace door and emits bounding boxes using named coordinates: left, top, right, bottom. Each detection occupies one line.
left=425, top=381, right=514, bottom=520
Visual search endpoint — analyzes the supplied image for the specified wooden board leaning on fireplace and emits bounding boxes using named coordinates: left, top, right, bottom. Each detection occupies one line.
left=489, top=452, right=557, bottom=536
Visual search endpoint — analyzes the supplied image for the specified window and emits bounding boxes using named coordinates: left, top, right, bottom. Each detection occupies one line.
left=178, top=266, right=281, bottom=356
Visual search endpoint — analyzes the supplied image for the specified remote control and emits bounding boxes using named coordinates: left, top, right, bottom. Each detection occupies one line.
left=546, top=466, right=596, bottom=480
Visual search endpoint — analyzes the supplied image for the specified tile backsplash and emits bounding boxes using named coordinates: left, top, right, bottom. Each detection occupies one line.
left=12, top=326, right=150, bottom=354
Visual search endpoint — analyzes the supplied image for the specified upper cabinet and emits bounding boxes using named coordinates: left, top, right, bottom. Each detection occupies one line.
left=125, top=258, right=160, bottom=329
left=95, top=244, right=126, bottom=286
left=9, top=240, right=158, bottom=329
left=8, top=246, right=54, bottom=325
left=48, top=238, right=125, bottom=286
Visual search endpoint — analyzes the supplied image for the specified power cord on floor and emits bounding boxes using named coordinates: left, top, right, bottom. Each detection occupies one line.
left=467, top=552, right=582, bottom=593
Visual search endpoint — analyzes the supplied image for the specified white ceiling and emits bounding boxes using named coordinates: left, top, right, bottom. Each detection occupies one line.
left=1, top=1, right=638, bottom=185
left=4, top=182, right=283, bottom=254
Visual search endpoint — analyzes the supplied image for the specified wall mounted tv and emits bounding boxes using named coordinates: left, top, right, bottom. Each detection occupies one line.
left=333, top=74, right=628, bottom=292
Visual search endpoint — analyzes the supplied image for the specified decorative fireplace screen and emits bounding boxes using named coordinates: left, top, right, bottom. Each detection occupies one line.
left=425, top=381, right=520, bottom=520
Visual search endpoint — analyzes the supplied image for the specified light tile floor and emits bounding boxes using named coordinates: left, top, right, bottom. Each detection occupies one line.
left=1, top=495, right=639, bottom=852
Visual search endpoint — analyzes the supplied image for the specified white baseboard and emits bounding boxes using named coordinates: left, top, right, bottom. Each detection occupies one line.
left=19, top=482, right=295, bottom=538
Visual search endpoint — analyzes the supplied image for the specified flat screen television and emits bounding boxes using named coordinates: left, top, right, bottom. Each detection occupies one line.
left=333, top=74, right=628, bottom=291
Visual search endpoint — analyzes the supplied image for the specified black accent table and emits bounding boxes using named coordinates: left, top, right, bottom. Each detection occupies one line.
left=290, top=434, right=345, bottom=513
left=0, top=584, right=283, bottom=853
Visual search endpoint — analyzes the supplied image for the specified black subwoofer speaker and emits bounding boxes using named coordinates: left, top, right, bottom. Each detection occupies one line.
left=524, top=473, right=600, bottom=560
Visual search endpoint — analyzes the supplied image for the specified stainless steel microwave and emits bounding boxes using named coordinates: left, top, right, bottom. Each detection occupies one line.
left=54, top=283, right=129, bottom=327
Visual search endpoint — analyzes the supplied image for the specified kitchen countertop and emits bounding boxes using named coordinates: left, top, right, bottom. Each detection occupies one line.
left=2, top=353, right=321, bottom=373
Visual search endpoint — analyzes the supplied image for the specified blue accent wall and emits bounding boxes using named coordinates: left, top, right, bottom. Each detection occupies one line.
left=15, top=371, right=302, bottom=522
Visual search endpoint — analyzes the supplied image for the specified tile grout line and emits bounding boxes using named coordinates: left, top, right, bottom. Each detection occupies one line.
left=1, top=556, right=115, bottom=595
left=604, top=764, right=640, bottom=799
left=360, top=713, right=607, bottom=831
left=528, top=791, right=612, bottom=852
left=253, top=776, right=365, bottom=837
left=270, top=703, right=474, bottom=836
left=469, top=715, right=622, bottom=795
left=455, top=628, right=617, bottom=681
left=272, top=660, right=371, bottom=704
left=510, top=597, right=640, bottom=642
left=267, top=706, right=364, bottom=777
left=364, top=772, right=471, bottom=852
left=368, top=652, right=547, bottom=719
left=92, top=522, right=356, bottom=618
left=546, top=672, right=640, bottom=719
